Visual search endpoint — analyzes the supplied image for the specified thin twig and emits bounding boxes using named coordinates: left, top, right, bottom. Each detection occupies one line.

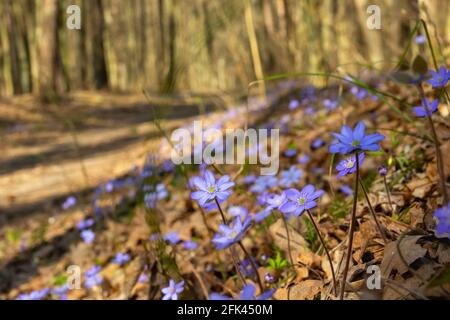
left=237, top=240, right=264, bottom=293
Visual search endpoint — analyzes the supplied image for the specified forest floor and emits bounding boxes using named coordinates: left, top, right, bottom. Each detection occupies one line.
left=0, top=82, right=449, bottom=300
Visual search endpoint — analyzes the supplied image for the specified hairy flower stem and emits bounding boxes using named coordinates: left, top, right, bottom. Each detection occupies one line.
left=358, top=178, right=388, bottom=243
left=280, top=213, right=295, bottom=269
left=215, top=199, right=247, bottom=286
left=306, top=210, right=337, bottom=296
left=418, top=84, right=449, bottom=204
left=237, top=240, right=264, bottom=292
left=340, top=151, right=360, bottom=300
left=383, top=176, right=394, bottom=214
left=215, top=198, right=228, bottom=225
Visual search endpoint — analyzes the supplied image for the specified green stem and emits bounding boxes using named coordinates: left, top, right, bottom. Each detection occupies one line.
left=339, top=151, right=360, bottom=300
left=383, top=176, right=394, bottom=214
left=280, top=213, right=295, bottom=268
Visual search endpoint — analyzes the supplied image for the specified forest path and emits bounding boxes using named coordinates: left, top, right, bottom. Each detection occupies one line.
left=0, top=91, right=225, bottom=222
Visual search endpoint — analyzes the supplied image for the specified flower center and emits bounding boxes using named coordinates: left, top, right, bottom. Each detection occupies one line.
left=346, top=160, right=354, bottom=169
left=298, top=197, right=306, bottom=205
left=207, top=186, right=216, bottom=193
left=229, top=231, right=238, bottom=238
left=352, top=140, right=360, bottom=147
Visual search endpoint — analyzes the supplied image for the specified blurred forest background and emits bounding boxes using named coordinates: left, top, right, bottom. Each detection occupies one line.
left=0, top=0, right=449, bottom=100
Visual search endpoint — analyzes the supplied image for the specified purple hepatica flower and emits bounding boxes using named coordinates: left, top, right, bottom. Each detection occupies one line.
left=190, top=170, right=235, bottom=207
left=138, top=273, right=149, bottom=283
left=239, top=258, right=258, bottom=277
left=76, top=218, right=94, bottom=230
left=427, top=66, right=450, bottom=88
left=279, top=185, right=324, bottom=217
left=228, top=206, right=249, bottom=218
left=105, top=180, right=114, bottom=193
left=311, top=138, right=325, bottom=150
left=415, top=35, right=426, bottom=44
left=256, top=192, right=270, bottom=206
left=336, top=153, right=365, bottom=177
left=161, top=279, right=184, bottom=300
left=210, top=284, right=275, bottom=300
left=378, top=165, right=388, bottom=176
left=112, top=253, right=130, bottom=265
left=288, top=99, right=300, bottom=110
left=62, top=196, right=77, bottom=210
left=351, top=86, right=368, bottom=100
left=433, top=203, right=450, bottom=238
left=250, top=175, right=278, bottom=194
left=305, top=106, right=315, bottom=115
left=279, top=166, right=303, bottom=188
left=212, top=215, right=252, bottom=250
left=16, top=288, right=50, bottom=300
left=85, top=266, right=103, bottom=288
left=329, top=121, right=384, bottom=155
left=163, top=231, right=180, bottom=245
left=265, top=272, right=275, bottom=283
left=266, top=192, right=287, bottom=210
left=80, top=229, right=95, bottom=244
left=298, top=154, right=310, bottom=164
left=413, top=98, right=439, bottom=117
left=284, top=148, right=297, bottom=158
left=182, top=240, right=198, bottom=250
left=323, top=99, right=338, bottom=111
left=242, top=174, right=256, bottom=184
left=253, top=208, right=272, bottom=223
left=339, top=185, right=353, bottom=197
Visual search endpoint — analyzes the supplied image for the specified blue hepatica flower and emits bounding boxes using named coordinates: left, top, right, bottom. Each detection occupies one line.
left=427, top=66, right=450, bottom=88
left=62, top=196, right=77, bottom=210
left=413, top=98, right=439, bottom=117
left=210, top=284, right=275, bottom=300
left=76, top=218, right=94, bottom=230
left=212, top=215, right=252, bottom=250
left=80, top=229, right=95, bottom=244
left=339, top=184, right=353, bottom=197
left=279, top=185, right=324, bottom=217
left=16, top=288, right=50, bottom=300
left=323, top=99, right=338, bottom=111
left=250, top=175, right=278, bottom=193
left=336, top=153, right=365, bottom=177
left=253, top=207, right=273, bottom=223
left=279, top=166, right=303, bottom=188
left=329, top=121, right=384, bottom=155
left=298, top=154, right=310, bottom=164
left=311, top=138, right=325, bottom=150
left=433, top=203, right=450, bottom=238
left=415, top=35, right=426, bottom=44
left=266, top=193, right=287, bottom=210
left=161, top=279, right=185, bottom=300
left=182, top=240, right=198, bottom=250
left=288, top=99, right=300, bottom=110
left=190, top=170, right=235, bottom=207
left=163, top=231, right=180, bottom=245
left=228, top=206, right=249, bottom=219
left=112, top=253, right=130, bottom=265
left=85, top=266, right=103, bottom=288
left=284, top=148, right=297, bottom=158
left=351, top=86, right=368, bottom=100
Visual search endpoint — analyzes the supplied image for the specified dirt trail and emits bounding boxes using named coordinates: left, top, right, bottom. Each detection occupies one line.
left=0, top=92, right=221, bottom=219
